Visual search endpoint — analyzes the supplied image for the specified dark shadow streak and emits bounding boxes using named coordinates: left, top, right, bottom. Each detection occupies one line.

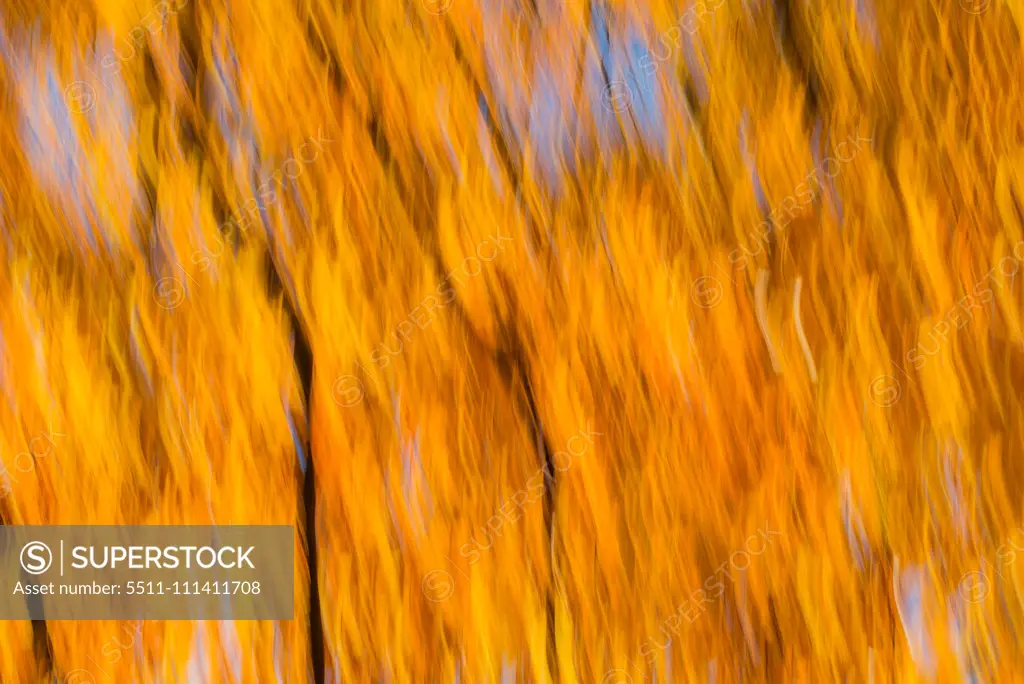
left=263, top=254, right=325, bottom=684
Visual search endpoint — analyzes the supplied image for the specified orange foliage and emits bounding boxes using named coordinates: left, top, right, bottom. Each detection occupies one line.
left=1, top=0, right=1023, bottom=681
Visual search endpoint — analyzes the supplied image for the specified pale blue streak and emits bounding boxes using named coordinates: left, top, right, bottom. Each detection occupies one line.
left=286, top=387, right=308, bottom=473
left=897, top=564, right=936, bottom=677
left=740, top=109, right=767, bottom=214
left=18, top=48, right=94, bottom=246
left=218, top=621, right=244, bottom=682
left=622, top=31, right=666, bottom=149
left=854, top=0, right=880, bottom=47
left=501, top=655, right=515, bottom=684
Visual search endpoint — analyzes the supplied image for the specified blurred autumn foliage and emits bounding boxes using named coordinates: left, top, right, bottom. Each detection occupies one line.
left=1, top=0, right=1024, bottom=681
